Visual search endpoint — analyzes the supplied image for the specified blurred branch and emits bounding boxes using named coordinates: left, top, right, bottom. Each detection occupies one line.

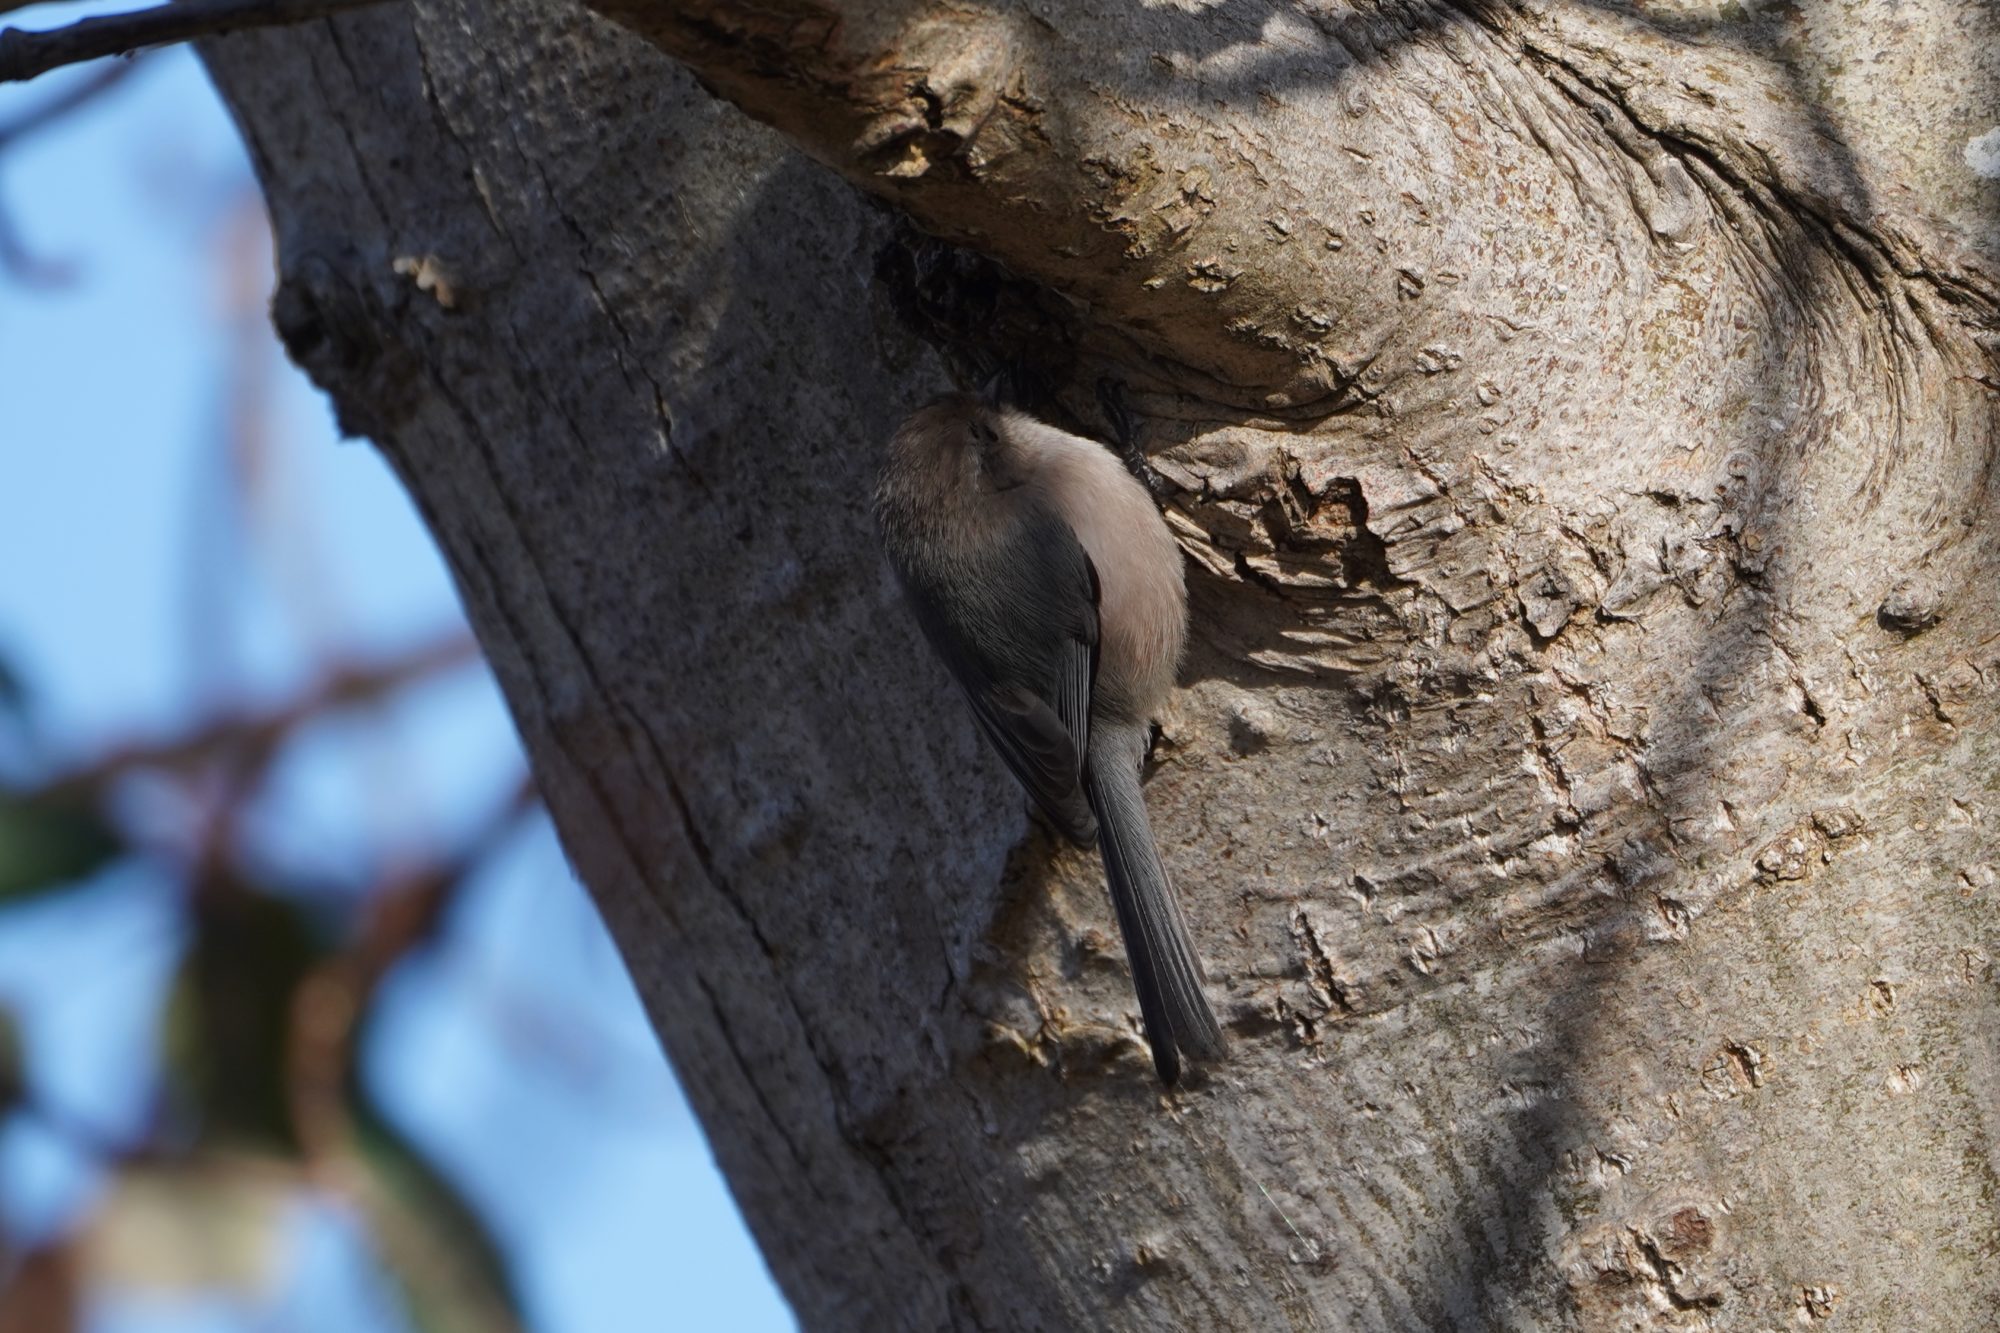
left=346, top=1100, right=527, bottom=1333
left=0, top=57, right=139, bottom=147
left=285, top=777, right=538, bottom=1333
left=0, top=203, right=70, bottom=284
left=355, top=777, right=538, bottom=982
left=0, top=59, right=144, bottom=285
left=43, top=632, right=479, bottom=805
left=206, top=190, right=356, bottom=673
left=147, top=775, right=535, bottom=1328
left=287, top=773, right=537, bottom=1163
left=0, top=0, right=399, bottom=84
left=0, top=1240, right=78, bottom=1333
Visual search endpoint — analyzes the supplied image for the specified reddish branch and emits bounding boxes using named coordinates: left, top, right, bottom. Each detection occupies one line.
left=43, top=632, right=480, bottom=807
left=287, top=775, right=538, bottom=1166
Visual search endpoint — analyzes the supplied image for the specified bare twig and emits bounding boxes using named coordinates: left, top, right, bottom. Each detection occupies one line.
left=0, top=58, right=145, bottom=283
left=0, top=200, right=70, bottom=284
left=0, top=56, right=141, bottom=147
left=0, top=0, right=399, bottom=84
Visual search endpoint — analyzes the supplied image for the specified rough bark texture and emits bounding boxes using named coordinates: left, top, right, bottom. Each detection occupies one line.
left=201, top=0, right=2000, bottom=1328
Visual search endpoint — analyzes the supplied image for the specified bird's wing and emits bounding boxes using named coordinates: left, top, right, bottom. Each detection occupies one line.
left=899, top=512, right=1100, bottom=845
left=1051, top=556, right=1099, bottom=765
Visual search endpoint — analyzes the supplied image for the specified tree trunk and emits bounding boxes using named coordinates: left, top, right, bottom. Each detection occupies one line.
left=201, top=0, right=2000, bottom=1327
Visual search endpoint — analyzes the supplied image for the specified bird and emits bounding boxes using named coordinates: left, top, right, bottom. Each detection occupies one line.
left=874, top=390, right=1225, bottom=1084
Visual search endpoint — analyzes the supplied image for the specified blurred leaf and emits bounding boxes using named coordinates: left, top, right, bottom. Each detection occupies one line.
left=0, top=648, right=30, bottom=731
left=0, top=1006, right=24, bottom=1117
left=0, top=792, right=123, bottom=904
left=164, top=883, right=330, bottom=1152
left=350, top=1090, right=525, bottom=1333
left=79, top=1153, right=300, bottom=1296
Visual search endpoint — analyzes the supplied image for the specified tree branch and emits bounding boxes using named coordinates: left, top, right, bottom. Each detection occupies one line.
left=0, top=0, right=399, bottom=84
left=583, top=0, right=1347, bottom=402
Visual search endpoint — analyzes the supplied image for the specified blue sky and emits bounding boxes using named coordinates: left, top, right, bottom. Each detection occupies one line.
left=0, top=18, right=791, bottom=1332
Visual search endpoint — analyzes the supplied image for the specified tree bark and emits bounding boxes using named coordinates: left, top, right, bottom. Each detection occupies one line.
left=201, top=0, right=2000, bottom=1328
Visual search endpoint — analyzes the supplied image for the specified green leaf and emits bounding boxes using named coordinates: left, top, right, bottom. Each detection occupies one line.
left=349, top=1087, right=526, bottom=1333
left=162, top=885, right=329, bottom=1153
left=0, top=1005, right=25, bottom=1117
left=0, top=648, right=30, bottom=729
left=0, top=792, right=123, bottom=904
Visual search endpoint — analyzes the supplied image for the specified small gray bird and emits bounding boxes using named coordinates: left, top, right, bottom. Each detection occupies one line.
left=874, top=391, right=1226, bottom=1084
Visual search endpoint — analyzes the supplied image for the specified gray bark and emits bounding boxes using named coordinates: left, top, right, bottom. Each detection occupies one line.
left=201, top=0, right=2000, bottom=1328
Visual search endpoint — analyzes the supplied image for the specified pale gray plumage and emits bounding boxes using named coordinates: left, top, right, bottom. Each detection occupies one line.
left=874, top=392, right=1225, bottom=1084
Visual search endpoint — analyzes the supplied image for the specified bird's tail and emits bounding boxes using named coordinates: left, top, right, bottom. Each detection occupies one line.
left=1086, top=726, right=1226, bottom=1085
